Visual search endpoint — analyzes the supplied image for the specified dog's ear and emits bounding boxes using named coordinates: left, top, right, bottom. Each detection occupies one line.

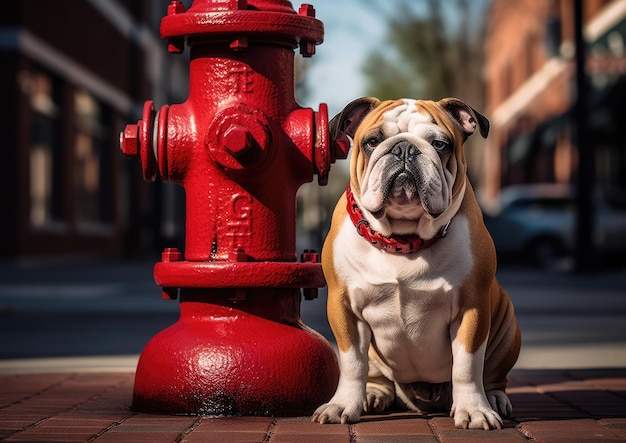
left=440, top=97, right=489, bottom=140
left=329, top=97, right=381, bottom=140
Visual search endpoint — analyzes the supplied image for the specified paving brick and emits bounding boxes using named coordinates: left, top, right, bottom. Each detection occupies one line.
left=189, top=416, right=274, bottom=432
left=40, top=417, right=120, bottom=427
left=272, top=417, right=350, bottom=435
left=599, top=418, right=626, bottom=439
left=538, top=380, right=597, bottom=393
left=109, top=415, right=199, bottom=430
left=1, top=370, right=626, bottom=441
left=4, top=431, right=100, bottom=442
left=549, top=389, right=626, bottom=417
left=519, top=418, right=625, bottom=441
left=0, top=420, right=36, bottom=431
left=182, top=430, right=269, bottom=442
left=583, top=377, right=626, bottom=391
left=0, top=430, right=15, bottom=439
left=353, top=415, right=438, bottom=442
left=179, top=417, right=273, bottom=441
left=513, top=369, right=576, bottom=387
left=271, top=434, right=349, bottom=443
left=509, top=391, right=585, bottom=420
left=357, top=437, right=437, bottom=443
left=269, top=417, right=350, bottom=443
left=354, top=414, right=433, bottom=434
left=0, top=374, right=71, bottom=406
left=428, top=416, right=527, bottom=442
left=94, top=432, right=184, bottom=442
left=14, top=425, right=104, bottom=435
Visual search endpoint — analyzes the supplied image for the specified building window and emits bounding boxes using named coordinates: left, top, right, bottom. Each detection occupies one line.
left=74, top=89, right=113, bottom=229
left=545, top=1, right=562, bottom=58
left=25, top=70, right=64, bottom=228
left=525, top=33, right=537, bottom=79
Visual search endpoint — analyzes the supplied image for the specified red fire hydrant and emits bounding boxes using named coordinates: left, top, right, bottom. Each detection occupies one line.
left=120, top=0, right=347, bottom=416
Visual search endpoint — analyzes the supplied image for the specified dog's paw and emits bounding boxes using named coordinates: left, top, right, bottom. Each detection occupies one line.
left=486, top=389, right=512, bottom=417
left=451, top=389, right=503, bottom=430
left=312, top=400, right=364, bottom=424
left=365, top=386, right=394, bottom=413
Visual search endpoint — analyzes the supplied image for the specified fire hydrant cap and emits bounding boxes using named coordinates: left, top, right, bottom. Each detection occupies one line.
left=160, top=0, right=324, bottom=50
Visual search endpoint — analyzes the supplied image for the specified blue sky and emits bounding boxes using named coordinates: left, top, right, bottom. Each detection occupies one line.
left=299, top=1, right=392, bottom=116
left=299, top=0, right=489, bottom=117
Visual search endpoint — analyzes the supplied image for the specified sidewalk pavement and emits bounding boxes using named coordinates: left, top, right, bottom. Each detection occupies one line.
left=1, top=258, right=626, bottom=441
left=1, top=368, right=626, bottom=442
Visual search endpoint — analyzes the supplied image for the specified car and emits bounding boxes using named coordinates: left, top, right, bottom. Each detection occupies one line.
left=482, top=183, right=626, bottom=269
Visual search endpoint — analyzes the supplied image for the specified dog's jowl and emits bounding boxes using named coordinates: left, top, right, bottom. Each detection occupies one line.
left=312, top=97, right=521, bottom=430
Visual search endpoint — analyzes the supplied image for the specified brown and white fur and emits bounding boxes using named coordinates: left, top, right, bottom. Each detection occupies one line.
left=312, top=97, right=521, bottom=430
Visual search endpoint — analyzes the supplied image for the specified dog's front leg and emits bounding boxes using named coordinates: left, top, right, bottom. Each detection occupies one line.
left=312, top=310, right=371, bottom=424
left=449, top=316, right=503, bottom=430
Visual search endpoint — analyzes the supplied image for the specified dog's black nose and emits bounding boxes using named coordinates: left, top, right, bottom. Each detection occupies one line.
left=391, top=141, right=420, bottom=163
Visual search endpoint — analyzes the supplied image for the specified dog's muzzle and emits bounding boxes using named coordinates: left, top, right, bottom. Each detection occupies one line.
left=382, top=141, right=421, bottom=202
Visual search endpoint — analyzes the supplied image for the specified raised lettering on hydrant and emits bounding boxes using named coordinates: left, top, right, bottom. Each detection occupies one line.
left=120, top=0, right=348, bottom=416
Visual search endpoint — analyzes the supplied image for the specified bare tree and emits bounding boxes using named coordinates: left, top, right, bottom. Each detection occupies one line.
left=362, top=0, right=489, bottom=108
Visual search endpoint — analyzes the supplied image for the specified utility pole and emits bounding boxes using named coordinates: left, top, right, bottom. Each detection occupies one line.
left=573, top=0, right=595, bottom=272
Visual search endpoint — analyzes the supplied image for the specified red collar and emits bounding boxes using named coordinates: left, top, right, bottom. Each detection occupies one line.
left=345, top=185, right=445, bottom=254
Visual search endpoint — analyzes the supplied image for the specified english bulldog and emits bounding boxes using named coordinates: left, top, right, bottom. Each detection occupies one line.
left=312, top=97, right=521, bottom=430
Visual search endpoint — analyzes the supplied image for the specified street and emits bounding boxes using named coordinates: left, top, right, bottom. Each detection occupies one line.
left=0, top=258, right=625, bottom=370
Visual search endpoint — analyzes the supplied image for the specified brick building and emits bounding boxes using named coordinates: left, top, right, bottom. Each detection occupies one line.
left=0, top=1, right=188, bottom=257
left=482, top=0, right=626, bottom=209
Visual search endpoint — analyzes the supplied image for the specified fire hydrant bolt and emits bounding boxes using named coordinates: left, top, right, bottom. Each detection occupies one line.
left=230, top=0, right=247, bottom=10
left=161, top=247, right=182, bottom=262
left=298, top=4, right=316, bottom=17
left=120, top=124, right=139, bottom=157
left=298, top=4, right=317, bottom=56
left=301, top=249, right=319, bottom=263
left=167, top=0, right=185, bottom=15
left=223, top=124, right=253, bottom=157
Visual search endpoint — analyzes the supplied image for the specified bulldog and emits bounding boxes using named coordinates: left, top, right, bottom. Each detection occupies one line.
left=312, top=97, right=521, bottom=430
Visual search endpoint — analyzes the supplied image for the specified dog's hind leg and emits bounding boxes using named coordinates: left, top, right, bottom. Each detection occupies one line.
left=366, top=373, right=395, bottom=413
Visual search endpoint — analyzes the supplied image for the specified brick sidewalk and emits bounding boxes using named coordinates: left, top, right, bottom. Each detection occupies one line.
left=1, top=369, right=625, bottom=442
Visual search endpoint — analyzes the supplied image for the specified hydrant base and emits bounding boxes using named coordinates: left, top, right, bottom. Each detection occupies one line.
left=132, top=299, right=339, bottom=416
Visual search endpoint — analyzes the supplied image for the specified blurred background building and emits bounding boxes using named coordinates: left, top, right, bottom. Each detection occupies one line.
left=0, top=0, right=188, bottom=258
left=480, top=0, right=626, bottom=268
left=483, top=0, right=626, bottom=207
left=1, top=0, right=625, bottom=267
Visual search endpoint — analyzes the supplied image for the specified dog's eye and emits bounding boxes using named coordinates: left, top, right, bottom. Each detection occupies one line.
left=431, top=140, right=449, bottom=151
left=364, top=137, right=380, bottom=149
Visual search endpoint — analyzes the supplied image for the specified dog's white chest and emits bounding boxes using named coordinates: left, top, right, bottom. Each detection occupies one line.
left=333, top=215, right=473, bottom=382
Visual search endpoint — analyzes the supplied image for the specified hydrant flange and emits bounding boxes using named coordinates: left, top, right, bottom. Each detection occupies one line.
left=161, top=2, right=324, bottom=57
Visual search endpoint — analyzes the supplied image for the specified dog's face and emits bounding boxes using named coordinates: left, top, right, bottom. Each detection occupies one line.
left=331, top=97, right=489, bottom=236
